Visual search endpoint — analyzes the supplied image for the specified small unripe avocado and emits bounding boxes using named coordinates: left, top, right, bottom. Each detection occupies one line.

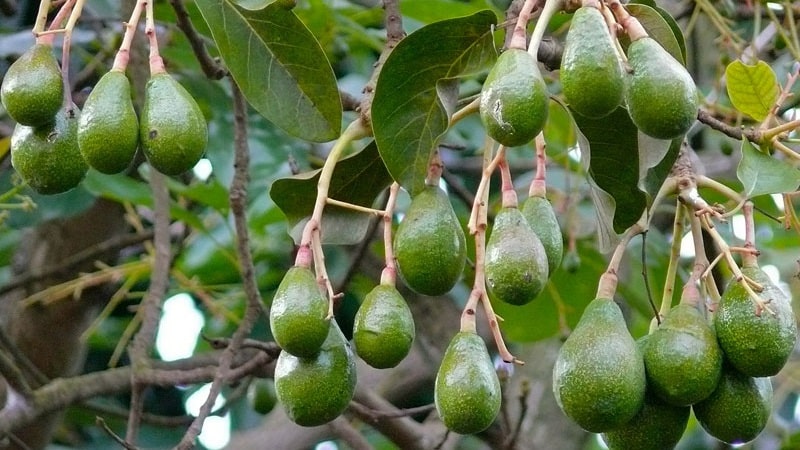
left=480, top=48, right=549, bottom=147
left=140, top=73, right=208, bottom=175
left=602, top=388, right=690, bottom=450
left=435, top=331, right=501, bottom=434
left=714, top=265, right=797, bottom=377
left=78, top=70, right=139, bottom=174
left=643, top=303, right=722, bottom=406
left=485, top=206, right=549, bottom=305
left=693, top=364, right=772, bottom=445
left=394, top=185, right=466, bottom=296
left=11, top=106, right=88, bottom=195
left=521, top=195, right=563, bottom=276
left=553, top=298, right=646, bottom=432
left=353, top=284, right=415, bottom=369
left=560, top=6, right=625, bottom=118
left=625, top=37, right=698, bottom=139
left=1, top=43, right=64, bottom=127
left=247, top=378, right=277, bottom=415
left=269, top=266, right=329, bottom=358
left=274, top=321, right=357, bottom=427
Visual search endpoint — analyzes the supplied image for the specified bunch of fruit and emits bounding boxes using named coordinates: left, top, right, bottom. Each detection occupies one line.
left=1, top=5, right=209, bottom=196
left=553, top=257, right=796, bottom=448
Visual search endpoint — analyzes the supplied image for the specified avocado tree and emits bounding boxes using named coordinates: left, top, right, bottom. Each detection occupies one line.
left=0, top=0, right=799, bottom=448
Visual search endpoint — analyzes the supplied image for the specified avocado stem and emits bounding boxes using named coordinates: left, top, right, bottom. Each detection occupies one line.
left=32, top=0, right=52, bottom=36
left=658, top=202, right=685, bottom=322
left=144, top=0, right=166, bottom=75
left=468, top=144, right=506, bottom=234
left=597, top=0, right=629, bottom=66
left=59, top=0, right=85, bottom=111
left=597, top=220, right=645, bottom=299
left=508, top=0, right=538, bottom=50
left=681, top=209, right=710, bottom=311
left=528, top=133, right=547, bottom=198
left=527, top=0, right=564, bottom=58
left=425, top=151, right=444, bottom=186
left=607, top=1, right=648, bottom=41
left=498, top=153, right=518, bottom=208
left=380, top=182, right=401, bottom=286
left=449, top=97, right=480, bottom=126
left=112, top=0, right=147, bottom=72
left=741, top=201, right=759, bottom=268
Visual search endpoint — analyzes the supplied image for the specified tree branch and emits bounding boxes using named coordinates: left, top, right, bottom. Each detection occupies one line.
left=697, top=108, right=762, bottom=142
left=167, top=0, right=226, bottom=79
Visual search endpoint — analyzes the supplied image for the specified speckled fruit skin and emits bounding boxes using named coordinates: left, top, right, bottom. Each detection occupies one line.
left=353, top=284, right=415, bottom=369
left=602, top=388, right=690, bottom=450
left=269, top=266, right=329, bottom=358
left=714, top=265, right=797, bottom=377
left=643, top=303, right=722, bottom=406
left=435, top=331, right=501, bottom=434
left=274, top=322, right=356, bottom=427
left=1, top=44, right=64, bottom=127
left=394, top=185, right=466, bottom=296
left=78, top=70, right=139, bottom=174
left=140, top=73, right=208, bottom=175
left=626, top=37, right=698, bottom=140
left=561, top=6, right=624, bottom=118
left=480, top=48, right=549, bottom=147
left=553, top=298, right=646, bottom=433
left=485, top=206, right=549, bottom=306
left=521, top=195, right=563, bottom=276
left=247, top=378, right=277, bottom=415
left=693, top=365, right=772, bottom=445
left=11, top=107, right=88, bottom=195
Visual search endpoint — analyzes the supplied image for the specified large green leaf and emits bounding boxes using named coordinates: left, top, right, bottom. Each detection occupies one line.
left=574, top=107, right=647, bottom=238
left=628, top=2, right=687, bottom=64
left=494, top=240, right=605, bottom=343
left=372, top=10, right=497, bottom=196
left=270, top=142, right=393, bottom=245
left=737, top=139, right=800, bottom=197
left=725, top=60, right=779, bottom=122
left=195, top=0, right=342, bottom=142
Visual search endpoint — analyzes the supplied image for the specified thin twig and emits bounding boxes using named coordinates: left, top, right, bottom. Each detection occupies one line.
left=697, top=108, right=762, bottom=142
left=96, top=417, right=140, bottom=450
left=328, top=417, right=375, bottom=450
left=0, top=348, right=34, bottom=399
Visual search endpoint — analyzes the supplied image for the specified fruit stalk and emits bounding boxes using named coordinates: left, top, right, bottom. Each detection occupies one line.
left=144, top=0, right=166, bottom=75
left=597, top=220, right=645, bottom=299
left=741, top=201, right=759, bottom=268
left=607, top=1, right=647, bottom=41
left=498, top=152, right=518, bottom=208
left=527, top=0, right=564, bottom=57
left=528, top=133, right=547, bottom=198
left=657, top=203, right=685, bottom=323
left=508, top=0, right=538, bottom=50
left=468, top=144, right=506, bottom=234
left=32, top=0, right=53, bottom=36
left=380, top=182, right=401, bottom=286
left=112, top=0, right=147, bottom=71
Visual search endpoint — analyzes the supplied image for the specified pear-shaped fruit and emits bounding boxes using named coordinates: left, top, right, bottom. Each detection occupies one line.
left=11, top=106, right=88, bottom=195
left=140, top=73, right=208, bottom=175
left=247, top=378, right=277, bottom=415
left=269, top=266, right=329, bottom=358
left=602, top=388, right=690, bottom=450
left=353, top=284, right=415, bottom=369
left=435, top=331, right=501, bottom=434
left=521, top=195, right=563, bottom=276
left=78, top=70, right=139, bottom=174
left=693, top=364, right=772, bottom=445
left=480, top=48, right=549, bottom=147
left=1, top=43, right=64, bottom=127
left=715, top=265, right=797, bottom=377
left=394, top=185, right=466, bottom=296
left=274, top=321, right=357, bottom=427
left=625, top=37, right=698, bottom=139
left=561, top=6, right=625, bottom=118
left=553, top=298, right=646, bottom=432
left=485, top=206, right=548, bottom=306
left=643, top=303, right=722, bottom=406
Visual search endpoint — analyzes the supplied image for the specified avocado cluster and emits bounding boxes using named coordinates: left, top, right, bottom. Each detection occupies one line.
left=2, top=43, right=209, bottom=193
left=553, top=263, right=795, bottom=449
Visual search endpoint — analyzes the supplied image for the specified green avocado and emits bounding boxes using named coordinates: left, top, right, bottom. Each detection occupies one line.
left=485, top=206, right=549, bottom=305
left=274, top=321, right=357, bottom=427
left=11, top=106, right=88, bottom=195
left=1, top=43, right=64, bottom=127
left=435, top=331, right=501, bottom=434
left=520, top=195, right=563, bottom=276
left=78, top=70, right=139, bottom=174
left=394, top=185, right=466, bottom=296
left=480, top=48, right=549, bottom=147
left=353, top=284, right=415, bottom=369
left=643, top=303, right=722, bottom=406
left=140, top=73, right=208, bottom=175
left=269, top=266, right=329, bottom=358
left=553, top=298, right=646, bottom=432
left=561, top=6, right=625, bottom=118
left=625, top=37, right=698, bottom=140
left=714, top=265, right=797, bottom=377
left=602, top=387, right=690, bottom=450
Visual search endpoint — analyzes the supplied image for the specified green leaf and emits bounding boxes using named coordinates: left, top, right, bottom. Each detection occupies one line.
left=573, top=107, right=647, bottom=238
left=641, top=136, right=682, bottom=200
left=737, top=139, right=800, bottom=197
left=725, top=60, right=780, bottom=122
left=400, top=0, right=495, bottom=26
left=495, top=240, right=605, bottom=343
left=628, top=2, right=687, bottom=63
left=372, top=10, right=497, bottom=196
left=195, top=0, right=342, bottom=142
left=270, top=141, right=393, bottom=245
